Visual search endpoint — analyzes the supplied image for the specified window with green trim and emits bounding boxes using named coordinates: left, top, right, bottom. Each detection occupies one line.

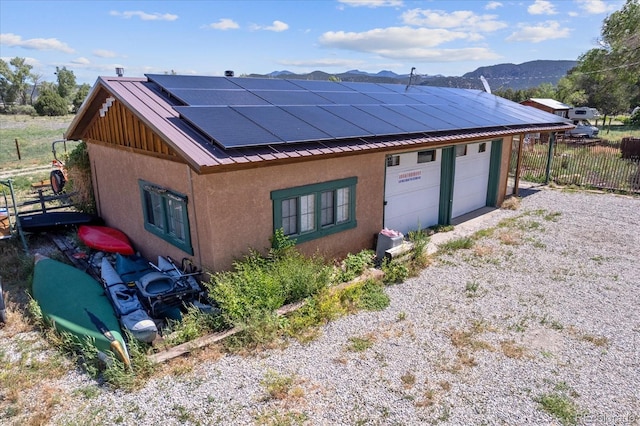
left=138, top=180, right=193, bottom=254
left=271, top=177, right=357, bottom=244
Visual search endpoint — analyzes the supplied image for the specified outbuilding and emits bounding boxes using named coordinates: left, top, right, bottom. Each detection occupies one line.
left=66, top=74, right=571, bottom=271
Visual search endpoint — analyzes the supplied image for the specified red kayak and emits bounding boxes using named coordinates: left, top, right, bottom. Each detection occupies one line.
left=78, top=225, right=135, bottom=255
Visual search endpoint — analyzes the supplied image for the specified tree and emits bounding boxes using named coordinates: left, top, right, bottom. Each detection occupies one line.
left=0, top=57, right=34, bottom=105
left=55, top=66, right=76, bottom=100
left=34, top=91, right=68, bottom=116
left=72, top=83, right=91, bottom=112
left=568, top=0, right=640, bottom=114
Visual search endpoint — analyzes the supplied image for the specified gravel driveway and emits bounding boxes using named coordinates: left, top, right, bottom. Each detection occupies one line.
left=27, top=188, right=640, bottom=424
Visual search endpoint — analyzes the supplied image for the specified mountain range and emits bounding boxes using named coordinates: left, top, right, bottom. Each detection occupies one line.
left=248, top=60, right=578, bottom=91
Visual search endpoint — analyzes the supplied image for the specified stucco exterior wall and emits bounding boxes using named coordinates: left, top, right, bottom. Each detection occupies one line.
left=190, top=153, right=385, bottom=271
left=88, top=143, right=196, bottom=265
left=89, top=143, right=386, bottom=272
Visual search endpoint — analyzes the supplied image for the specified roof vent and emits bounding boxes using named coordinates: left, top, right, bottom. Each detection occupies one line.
left=224, top=70, right=234, bottom=77
left=115, top=67, right=124, bottom=77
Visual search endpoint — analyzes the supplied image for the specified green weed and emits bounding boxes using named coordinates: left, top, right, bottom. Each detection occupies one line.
left=536, top=392, right=581, bottom=425
left=439, top=237, right=474, bottom=253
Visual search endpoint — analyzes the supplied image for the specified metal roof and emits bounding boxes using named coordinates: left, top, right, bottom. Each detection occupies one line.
left=66, top=75, right=573, bottom=174
left=526, top=98, right=572, bottom=110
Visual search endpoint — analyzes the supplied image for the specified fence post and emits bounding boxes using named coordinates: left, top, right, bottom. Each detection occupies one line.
left=14, top=138, right=21, bottom=160
left=545, top=133, right=555, bottom=184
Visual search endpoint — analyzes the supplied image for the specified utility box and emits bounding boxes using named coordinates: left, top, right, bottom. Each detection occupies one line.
left=376, top=229, right=404, bottom=260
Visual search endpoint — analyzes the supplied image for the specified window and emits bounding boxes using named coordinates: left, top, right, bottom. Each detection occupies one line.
left=417, top=150, right=436, bottom=163
left=386, top=155, right=400, bottom=167
left=479, top=143, right=487, bottom=153
left=455, top=144, right=467, bottom=157
left=139, top=180, right=193, bottom=254
left=271, top=177, right=357, bottom=244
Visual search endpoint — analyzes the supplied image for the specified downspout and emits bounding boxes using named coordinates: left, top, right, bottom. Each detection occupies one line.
left=545, top=132, right=556, bottom=185
left=187, top=166, right=204, bottom=269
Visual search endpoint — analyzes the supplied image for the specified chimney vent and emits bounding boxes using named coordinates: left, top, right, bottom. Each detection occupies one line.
left=224, top=70, right=234, bottom=77
left=115, top=67, right=124, bottom=77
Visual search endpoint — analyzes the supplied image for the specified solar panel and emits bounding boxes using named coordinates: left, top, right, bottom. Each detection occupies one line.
left=147, top=74, right=239, bottom=90
left=313, top=91, right=379, bottom=105
left=289, top=79, right=355, bottom=92
left=151, top=75, right=568, bottom=150
left=280, top=106, right=371, bottom=139
left=339, top=81, right=397, bottom=93
left=231, top=78, right=304, bottom=91
left=364, top=92, right=423, bottom=105
left=169, top=89, right=270, bottom=106
left=320, top=105, right=404, bottom=135
left=355, top=105, right=428, bottom=133
left=253, top=90, right=333, bottom=105
left=233, top=106, right=332, bottom=143
left=409, top=104, right=476, bottom=128
left=175, top=106, right=284, bottom=147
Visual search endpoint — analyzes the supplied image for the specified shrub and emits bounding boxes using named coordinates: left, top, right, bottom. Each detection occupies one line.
left=336, top=250, right=375, bottom=283
left=381, top=258, right=409, bottom=284
left=205, top=248, right=331, bottom=327
left=65, top=141, right=96, bottom=213
left=33, top=92, right=69, bottom=116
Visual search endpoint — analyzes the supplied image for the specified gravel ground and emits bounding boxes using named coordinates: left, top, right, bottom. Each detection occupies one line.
left=9, top=187, right=640, bottom=425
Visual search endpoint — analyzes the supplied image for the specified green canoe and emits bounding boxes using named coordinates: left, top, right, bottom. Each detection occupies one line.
left=32, top=254, right=130, bottom=366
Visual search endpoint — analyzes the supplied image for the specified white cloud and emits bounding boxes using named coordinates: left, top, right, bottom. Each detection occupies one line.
left=528, top=0, right=557, bottom=15
left=93, top=49, right=117, bottom=58
left=0, top=33, right=75, bottom=53
left=109, top=10, right=178, bottom=21
left=318, top=27, right=500, bottom=62
left=278, top=58, right=365, bottom=68
left=338, top=0, right=403, bottom=7
left=506, top=21, right=571, bottom=42
left=401, top=9, right=507, bottom=32
left=207, top=18, right=240, bottom=30
left=320, top=27, right=469, bottom=50
left=264, top=20, right=289, bottom=32
left=575, top=0, right=618, bottom=14
left=71, top=57, right=91, bottom=65
left=485, top=1, right=503, bottom=10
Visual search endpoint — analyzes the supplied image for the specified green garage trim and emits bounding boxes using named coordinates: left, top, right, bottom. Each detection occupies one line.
left=438, top=146, right=456, bottom=225
left=486, top=139, right=503, bottom=206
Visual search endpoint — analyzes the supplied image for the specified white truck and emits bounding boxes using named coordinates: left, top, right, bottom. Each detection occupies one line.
left=566, top=107, right=600, bottom=138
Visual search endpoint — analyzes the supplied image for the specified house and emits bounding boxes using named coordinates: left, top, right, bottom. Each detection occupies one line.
left=66, top=75, right=572, bottom=272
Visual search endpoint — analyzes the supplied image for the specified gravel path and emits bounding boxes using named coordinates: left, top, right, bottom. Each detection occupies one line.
left=16, top=188, right=640, bottom=425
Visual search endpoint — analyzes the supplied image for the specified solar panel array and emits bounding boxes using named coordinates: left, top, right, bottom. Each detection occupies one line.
left=146, top=74, right=568, bottom=149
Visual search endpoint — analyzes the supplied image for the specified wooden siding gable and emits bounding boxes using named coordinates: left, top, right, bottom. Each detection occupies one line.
left=83, top=97, right=183, bottom=162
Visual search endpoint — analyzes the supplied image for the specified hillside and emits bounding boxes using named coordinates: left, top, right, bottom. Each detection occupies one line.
left=248, top=60, right=578, bottom=90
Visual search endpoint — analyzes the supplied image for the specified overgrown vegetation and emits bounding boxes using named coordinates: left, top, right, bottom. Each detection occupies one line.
left=65, top=141, right=96, bottom=214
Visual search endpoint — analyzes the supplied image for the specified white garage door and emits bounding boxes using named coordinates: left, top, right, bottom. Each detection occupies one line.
left=452, top=142, right=491, bottom=218
left=384, top=149, right=441, bottom=234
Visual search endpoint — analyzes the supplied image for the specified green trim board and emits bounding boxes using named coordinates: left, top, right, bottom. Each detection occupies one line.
left=438, top=146, right=456, bottom=225
left=486, top=139, right=503, bottom=206
left=271, top=177, right=357, bottom=244
left=138, top=180, right=193, bottom=254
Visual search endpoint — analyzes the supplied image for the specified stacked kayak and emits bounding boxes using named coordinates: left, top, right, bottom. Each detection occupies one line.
left=78, top=225, right=135, bottom=255
left=32, top=254, right=130, bottom=366
left=100, top=257, right=158, bottom=343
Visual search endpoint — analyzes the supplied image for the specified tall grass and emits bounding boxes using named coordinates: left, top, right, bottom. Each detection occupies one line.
left=520, top=136, right=640, bottom=192
left=0, top=115, right=74, bottom=170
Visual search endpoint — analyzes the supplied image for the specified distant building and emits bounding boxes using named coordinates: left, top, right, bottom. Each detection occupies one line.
left=520, top=98, right=571, bottom=118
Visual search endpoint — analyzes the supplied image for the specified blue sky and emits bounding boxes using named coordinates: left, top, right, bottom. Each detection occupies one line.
left=0, top=0, right=625, bottom=85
